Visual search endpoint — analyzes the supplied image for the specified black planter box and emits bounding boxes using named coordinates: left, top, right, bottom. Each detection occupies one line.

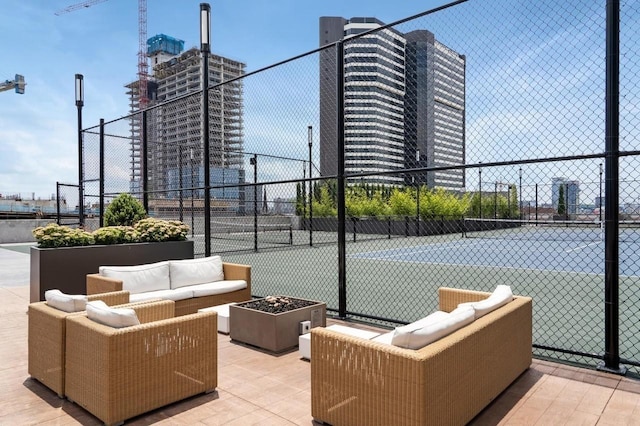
left=30, top=240, right=194, bottom=302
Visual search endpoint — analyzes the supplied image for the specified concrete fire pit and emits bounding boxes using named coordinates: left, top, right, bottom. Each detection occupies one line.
left=229, top=296, right=326, bottom=353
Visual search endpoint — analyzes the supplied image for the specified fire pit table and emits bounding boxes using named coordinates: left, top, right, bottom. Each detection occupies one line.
left=229, top=295, right=326, bottom=353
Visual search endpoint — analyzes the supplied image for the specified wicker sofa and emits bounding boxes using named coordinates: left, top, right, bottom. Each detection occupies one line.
left=311, top=287, right=532, bottom=426
left=64, top=300, right=218, bottom=425
left=86, top=256, right=251, bottom=316
left=28, top=290, right=131, bottom=397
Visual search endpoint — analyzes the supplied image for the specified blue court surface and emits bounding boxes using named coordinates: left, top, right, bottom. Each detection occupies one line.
left=351, top=236, right=640, bottom=277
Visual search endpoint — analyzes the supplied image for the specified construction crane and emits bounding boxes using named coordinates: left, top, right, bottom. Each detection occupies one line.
left=0, top=74, right=26, bottom=94
left=55, top=0, right=149, bottom=109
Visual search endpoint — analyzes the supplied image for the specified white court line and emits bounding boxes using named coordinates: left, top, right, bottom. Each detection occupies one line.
left=565, top=242, right=601, bottom=253
left=352, top=239, right=486, bottom=259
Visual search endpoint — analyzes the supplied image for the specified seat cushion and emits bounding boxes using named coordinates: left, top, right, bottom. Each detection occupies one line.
left=371, top=331, right=395, bottom=345
left=44, top=289, right=88, bottom=312
left=177, top=280, right=247, bottom=298
left=169, top=256, right=225, bottom=289
left=128, top=288, right=195, bottom=303
left=391, top=305, right=475, bottom=350
left=86, top=300, right=140, bottom=328
left=99, top=261, right=171, bottom=294
left=458, top=285, right=513, bottom=318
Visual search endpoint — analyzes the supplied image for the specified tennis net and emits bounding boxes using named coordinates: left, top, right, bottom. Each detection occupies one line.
left=210, top=221, right=293, bottom=246
left=461, top=218, right=621, bottom=242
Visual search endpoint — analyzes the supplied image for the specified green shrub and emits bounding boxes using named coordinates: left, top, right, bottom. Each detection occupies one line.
left=32, top=223, right=94, bottom=248
left=92, top=226, right=140, bottom=245
left=134, top=218, right=189, bottom=242
left=388, top=188, right=416, bottom=217
left=104, top=193, right=147, bottom=226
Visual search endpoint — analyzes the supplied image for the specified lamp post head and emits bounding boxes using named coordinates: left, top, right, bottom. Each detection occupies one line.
left=75, top=74, right=84, bottom=107
left=200, top=3, right=211, bottom=53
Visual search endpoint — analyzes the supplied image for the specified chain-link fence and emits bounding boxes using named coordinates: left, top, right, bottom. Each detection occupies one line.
left=76, top=0, right=640, bottom=374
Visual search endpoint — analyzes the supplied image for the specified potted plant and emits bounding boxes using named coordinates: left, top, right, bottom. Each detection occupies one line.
left=29, top=194, right=194, bottom=302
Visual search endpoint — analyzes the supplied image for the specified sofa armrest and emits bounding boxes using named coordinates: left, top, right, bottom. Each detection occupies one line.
left=311, top=328, right=428, bottom=425
left=128, top=300, right=176, bottom=323
left=87, top=290, right=130, bottom=306
left=223, top=262, right=251, bottom=293
left=87, top=273, right=123, bottom=295
left=438, top=287, right=492, bottom=312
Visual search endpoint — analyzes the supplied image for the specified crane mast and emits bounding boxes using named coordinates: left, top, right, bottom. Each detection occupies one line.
left=138, top=0, right=148, bottom=108
left=55, top=0, right=148, bottom=110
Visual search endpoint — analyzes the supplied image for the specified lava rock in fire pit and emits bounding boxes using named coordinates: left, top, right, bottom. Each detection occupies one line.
left=239, top=296, right=318, bottom=314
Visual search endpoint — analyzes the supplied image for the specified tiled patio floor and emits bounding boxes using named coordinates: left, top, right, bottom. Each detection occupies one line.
left=2, top=284, right=640, bottom=425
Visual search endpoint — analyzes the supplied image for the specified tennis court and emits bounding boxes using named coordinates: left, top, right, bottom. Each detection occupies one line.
left=351, top=220, right=640, bottom=276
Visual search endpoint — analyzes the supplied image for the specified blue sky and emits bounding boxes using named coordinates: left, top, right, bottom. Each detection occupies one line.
left=1, top=0, right=637, bottom=207
left=0, top=0, right=449, bottom=199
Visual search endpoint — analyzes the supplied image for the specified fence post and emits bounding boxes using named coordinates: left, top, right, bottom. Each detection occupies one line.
left=99, top=119, right=105, bottom=228
left=308, top=126, right=313, bottom=247
left=599, top=0, right=626, bottom=375
left=56, top=182, right=61, bottom=225
left=337, top=41, right=347, bottom=319
left=252, top=154, right=258, bottom=252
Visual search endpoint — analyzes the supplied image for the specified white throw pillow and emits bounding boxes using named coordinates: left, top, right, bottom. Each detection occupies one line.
left=169, top=256, right=224, bottom=289
left=99, top=261, right=171, bottom=294
left=458, top=285, right=513, bottom=318
left=44, top=289, right=87, bottom=312
left=86, top=300, right=140, bottom=328
left=391, top=305, right=475, bottom=350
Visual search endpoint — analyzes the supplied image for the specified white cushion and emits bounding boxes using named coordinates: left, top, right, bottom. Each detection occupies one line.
left=128, top=288, right=194, bottom=303
left=169, top=256, right=225, bottom=289
left=86, top=300, right=140, bottom=328
left=44, top=289, right=87, bottom=313
left=371, top=331, right=395, bottom=345
left=177, top=280, right=247, bottom=297
left=458, top=285, right=513, bottom=318
left=99, top=261, right=171, bottom=294
left=391, top=305, right=475, bottom=350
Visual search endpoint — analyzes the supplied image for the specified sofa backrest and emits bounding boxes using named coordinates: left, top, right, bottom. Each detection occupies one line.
left=99, top=261, right=171, bottom=294
left=169, top=256, right=225, bottom=289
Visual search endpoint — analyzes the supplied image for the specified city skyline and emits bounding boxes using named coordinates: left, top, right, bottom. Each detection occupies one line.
left=1, top=0, right=449, bottom=201
left=1, top=1, right=637, bottom=208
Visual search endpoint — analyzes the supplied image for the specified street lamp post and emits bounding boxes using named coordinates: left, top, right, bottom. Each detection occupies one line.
left=302, top=162, right=306, bottom=218
left=200, top=3, right=211, bottom=256
left=75, top=74, right=84, bottom=227
left=519, top=167, right=522, bottom=220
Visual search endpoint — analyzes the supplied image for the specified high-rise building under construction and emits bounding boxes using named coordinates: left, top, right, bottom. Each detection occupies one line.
left=126, top=34, right=246, bottom=207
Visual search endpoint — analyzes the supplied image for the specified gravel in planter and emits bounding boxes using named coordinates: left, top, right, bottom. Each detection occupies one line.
left=238, top=296, right=318, bottom=314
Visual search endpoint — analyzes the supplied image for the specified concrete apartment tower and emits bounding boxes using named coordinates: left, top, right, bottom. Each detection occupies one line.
left=552, top=177, right=580, bottom=215
left=126, top=34, right=250, bottom=211
left=319, top=17, right=466, bottom=190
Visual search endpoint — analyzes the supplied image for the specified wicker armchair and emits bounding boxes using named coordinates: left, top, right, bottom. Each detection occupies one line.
left=311, top=287, right=532, bottom=426
left=64, top=300, right=218, bottom=426
left=28, top=290, right=130, bottom=397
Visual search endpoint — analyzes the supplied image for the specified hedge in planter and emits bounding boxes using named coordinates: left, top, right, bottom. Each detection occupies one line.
left=30, top=218, right=193, bottom=302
